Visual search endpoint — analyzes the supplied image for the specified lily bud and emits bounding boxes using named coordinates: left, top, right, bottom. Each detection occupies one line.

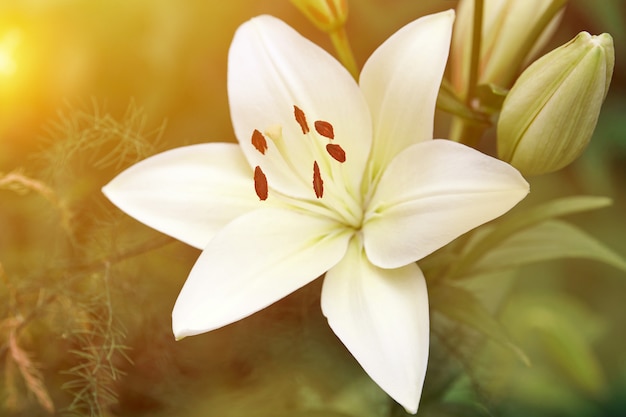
left=289, top=0, right=348, bottom=33
left=450, top=0, right=566, bottom=99
left=497, top=32, right=614, bottom=176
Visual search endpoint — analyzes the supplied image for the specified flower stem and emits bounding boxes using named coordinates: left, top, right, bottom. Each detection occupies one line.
left=467, top=0, right=484, bottom=104
left=329, top=26, right=359, bottom=79
left=449, top=116, right=489, bottom=148
left=449, top=0, right=488, bottom=147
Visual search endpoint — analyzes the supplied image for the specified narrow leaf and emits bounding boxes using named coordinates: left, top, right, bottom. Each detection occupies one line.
left=451, top=195, right=612, bottom=277
left=503, top=295, right=607, bottom=396
left=430, top=284, right=530, bottom=366
left=470, top=219, right=626, bottom=275
left=537, top=315, right=606, bottom=395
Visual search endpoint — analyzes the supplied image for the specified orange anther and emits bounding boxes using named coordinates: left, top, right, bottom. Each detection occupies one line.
left=312, top=161, right=324, bottom=198
left=314, top=120, right=334, bottom=139
left=326, top=143, right=346, bottom=162
left=251, top=129, right=268, bottom=154
left=294, top=105, right=310, bottom=134
left=254, top=166, right=268, bottom=200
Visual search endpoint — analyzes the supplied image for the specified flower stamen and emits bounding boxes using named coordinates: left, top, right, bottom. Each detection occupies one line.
left=294, top=105, right=310, bottom=134
left=254, top=166, right=268, bottom=200
left=326, top=143, right=346, bottom=162
left=314, top=120, right=334, bottom=139
left=312, top=161, right=324, bottom=198
left=251, top=129, right=268, bottom=154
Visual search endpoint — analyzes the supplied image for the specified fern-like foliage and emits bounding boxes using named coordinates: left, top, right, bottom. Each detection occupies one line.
left=60, top=265, right=132, bottom=417
left=0, top=102, right=168, bottom=416
left=39, top=99, right=165, bottom=174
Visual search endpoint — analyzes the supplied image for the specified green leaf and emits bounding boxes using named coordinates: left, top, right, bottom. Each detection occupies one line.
left=502, top=366, right=601, bottom=414
left=536, top=316, right=606, bottom=396
left=451, top=195, right=613, bottom=277
left=409, top=402, right=491, bottom=417
left=502, top=295, right=607, bottom=396
left=469, top=219, right=626, bottom=275
left=430, top=284, right=530, bottom=366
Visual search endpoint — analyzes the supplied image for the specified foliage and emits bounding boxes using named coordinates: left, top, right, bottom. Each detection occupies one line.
left=0, top=102, right=166, bottom=416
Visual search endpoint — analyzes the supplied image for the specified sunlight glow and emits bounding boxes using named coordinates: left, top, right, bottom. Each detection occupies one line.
left=0, top=29, right=21, bottom=77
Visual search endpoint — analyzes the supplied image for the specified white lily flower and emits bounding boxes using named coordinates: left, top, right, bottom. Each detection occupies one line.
left=103, top=11, right=528, bottom=413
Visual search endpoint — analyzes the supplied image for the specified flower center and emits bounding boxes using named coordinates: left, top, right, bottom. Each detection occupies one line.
left=248, top=104, right=362, bottom=228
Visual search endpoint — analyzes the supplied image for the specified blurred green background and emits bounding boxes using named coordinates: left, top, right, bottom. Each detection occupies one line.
left=0, top=0, right=624, bottom=416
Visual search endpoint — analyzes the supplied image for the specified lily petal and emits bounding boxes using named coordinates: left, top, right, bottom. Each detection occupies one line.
left=360, top=10, right=454, bottom=179
left=322, top=238, right=429, bottom=414
left=102, top=143, right=259, bottom=249
left=228, top=15, right=372, bottom=200
left=363, top=140, right=529, bottom=268
left=173, top=208, right=352, bottom=338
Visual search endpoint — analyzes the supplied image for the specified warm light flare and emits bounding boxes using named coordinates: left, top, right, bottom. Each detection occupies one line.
left=0, top=29, right=21, bottom=77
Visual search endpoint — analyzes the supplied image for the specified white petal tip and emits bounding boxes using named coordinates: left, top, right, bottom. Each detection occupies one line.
left=172, top=323, right=205, bottom=340
left=101, top=183, right=113, bottom=199
left=172, top=312, right=209, bottom=340
left=439, top=8, right=455, bottom=19
left=429, top=8, right=455, bottom=24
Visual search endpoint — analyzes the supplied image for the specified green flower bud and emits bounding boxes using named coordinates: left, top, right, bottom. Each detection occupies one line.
left=289, top=0, right=348, bottom=33
left=450, top=0, right=566, bottom=99
left=497, top=31, right=614, bottom=176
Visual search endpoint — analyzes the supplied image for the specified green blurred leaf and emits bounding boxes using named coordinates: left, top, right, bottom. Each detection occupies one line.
left=451, top=195, right=613, bottom=277
left=455, top=270, right=517, bottom=314
left=413, top=402, right=491, bottom=417
left=502, top=366, right=601, bottom=415
left=470, top=219, right=626, bottom=275
left=430, top=284, right=529, bottom=366
left=536, top=319, right=606, bottom=396
left=502, top=295, right=607, bottom=396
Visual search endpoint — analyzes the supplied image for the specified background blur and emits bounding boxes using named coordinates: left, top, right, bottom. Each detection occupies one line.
left=0, top=1, right=624, bottom=416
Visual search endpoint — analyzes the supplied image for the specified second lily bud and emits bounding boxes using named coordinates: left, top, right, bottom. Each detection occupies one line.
left=289, top=0, right=348, bottom=33
left=497, top=31, right=614, bottom=176
left=449, top=0, right=566, bottom=99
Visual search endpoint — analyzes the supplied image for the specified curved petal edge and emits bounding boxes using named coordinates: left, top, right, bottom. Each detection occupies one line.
left=322, top=238, right=430, bottom=414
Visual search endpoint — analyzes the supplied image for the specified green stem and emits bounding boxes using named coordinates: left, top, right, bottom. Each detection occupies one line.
left=449, top=116, right=489, bottom=147
left=467, top=0, right=484, bottom=103
left=448, top=0, right=488, bottom=146
left=329, top=27, right=359, bottom=79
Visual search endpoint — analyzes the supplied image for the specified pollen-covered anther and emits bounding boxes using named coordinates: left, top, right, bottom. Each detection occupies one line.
left=294, top=105, right=309, bottom=134
left=326, top=143, right=346, bottom=163
left=314, top=120, right=334, bottom=139
left=312, top=161, right=324, bottom=198
left=251, top=129, right=268, bottom=154
left=254, top=166, right=268, bottom=201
